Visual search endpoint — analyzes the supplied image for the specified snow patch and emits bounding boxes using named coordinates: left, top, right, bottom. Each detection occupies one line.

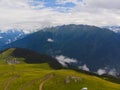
left=5, top=39, right=12, bottom=44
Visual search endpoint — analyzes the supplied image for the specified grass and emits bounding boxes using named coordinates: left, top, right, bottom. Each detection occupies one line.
left=0, top=63, right=120, bottom=90
left=0, top=48, right=120, bottom=90
left=0, top=48, right=26, bottom=64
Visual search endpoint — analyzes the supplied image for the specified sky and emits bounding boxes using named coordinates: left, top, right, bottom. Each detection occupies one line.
left=0, top=0, right=120, bottom=32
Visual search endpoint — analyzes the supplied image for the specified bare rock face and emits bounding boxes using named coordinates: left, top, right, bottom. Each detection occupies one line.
left=6, top=57, right=20, bottom=65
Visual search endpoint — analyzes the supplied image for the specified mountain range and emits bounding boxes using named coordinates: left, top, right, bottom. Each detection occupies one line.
left=0, top=30, right=26, bottom=48
left=1, top=24, right=120, bottom=76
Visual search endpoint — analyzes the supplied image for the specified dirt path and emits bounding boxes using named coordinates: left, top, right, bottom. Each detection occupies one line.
left=0, top=72, right=9, bottom=86
left=20, top=73, right=54, bottom=90
left=39, top=73, right=54, bottom=90
left=20, top=77, right=42, bottom=90
left=4, top=75, right=20, bottom=90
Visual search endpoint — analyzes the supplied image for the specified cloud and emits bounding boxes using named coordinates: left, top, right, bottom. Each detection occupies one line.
left=84, top=0, right=120, bottom=9
left=97, top=67, right=119, bottom=76
left=108, top=69, right=118, bottom=76
left=97, top=69, right=106, bottom=75
left=78, top=64, right=90, bottom=71
left=56, top=0, right=79, bottom=5
left=47, top=38, right=54, bottom=42
left=56, top=55, right=77, bottom=67
left=0, top=0, right=120, bottom=32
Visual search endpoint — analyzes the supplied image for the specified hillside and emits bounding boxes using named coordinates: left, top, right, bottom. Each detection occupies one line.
left=0, top=64, right=120, bottom=90
left=3, top=24, right=120, bottom=75
left=0, top=48, right=62, bottom=69
left=0, top=48, right=120, bottom=90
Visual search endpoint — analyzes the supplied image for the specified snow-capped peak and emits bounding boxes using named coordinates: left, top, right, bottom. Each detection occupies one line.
left=0, top=29, right=27, bottom=47
left=103, top=26, right=120, bottom=33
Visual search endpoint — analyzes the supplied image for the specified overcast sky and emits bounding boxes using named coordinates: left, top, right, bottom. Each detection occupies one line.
left=0, top=0, right=120, bottom=32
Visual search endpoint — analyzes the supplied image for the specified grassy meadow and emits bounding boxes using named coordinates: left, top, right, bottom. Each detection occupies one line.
left=0, top=63, right=120, bottom=90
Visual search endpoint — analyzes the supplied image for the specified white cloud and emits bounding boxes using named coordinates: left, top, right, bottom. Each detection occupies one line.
left=56, top=55, right=77, bottom=67
left=78, top=64, right=90, bottom=71
left=0, top=0, right=120, bottom=32
left=56, top=0, right=79, bottom=5
left=97, top=67, right=119, bottom=76
left=47, top=38, right=54, bottom=42
left=97, top=69, right=106, bottom=75
left=84, top=0, right=120, bottom=9
left=108, top=69, right=118, bottom=76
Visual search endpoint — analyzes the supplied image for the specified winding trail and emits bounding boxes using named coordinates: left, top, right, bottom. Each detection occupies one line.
left=20, top=77, right=42, bottom=90
left=0, top=72, right=9, bottom=86
left=4, top=75, right=20, bottom=90
left=39, top=74, right=54, bottom=90
left=20, top=73, right=54, bottom=90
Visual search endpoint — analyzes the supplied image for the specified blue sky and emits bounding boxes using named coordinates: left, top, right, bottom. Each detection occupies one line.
left=29, top=0, right=79, bottom=11
left=43, top=0, right=76, bottom=8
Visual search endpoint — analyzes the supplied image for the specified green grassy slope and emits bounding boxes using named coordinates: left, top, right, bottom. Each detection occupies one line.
left=0, top=48, right=62, bottom=69
left=0, top=48, right=120, bottom=90
left=0, top=64, right=120, bottom=90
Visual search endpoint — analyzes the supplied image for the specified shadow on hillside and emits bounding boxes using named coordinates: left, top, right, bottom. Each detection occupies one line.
left=12, top=48, right=62, bottom=69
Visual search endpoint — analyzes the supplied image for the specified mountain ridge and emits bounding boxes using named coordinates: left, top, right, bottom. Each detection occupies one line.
left=2, top=24, right=120, bottom=75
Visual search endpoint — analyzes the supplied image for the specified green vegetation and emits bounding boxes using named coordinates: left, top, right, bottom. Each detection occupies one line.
left=0, top=48, right=25, bottom=64
left=0, top=64, right=120, bottom=90
left=0, top=48, right=120, bottom=90
left=0, top=48, right=62, bottom=69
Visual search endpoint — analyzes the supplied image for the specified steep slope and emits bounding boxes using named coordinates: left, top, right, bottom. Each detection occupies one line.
left=0, top=48, right=62, bottom=69
left=3, top=24, right=120, bottom=74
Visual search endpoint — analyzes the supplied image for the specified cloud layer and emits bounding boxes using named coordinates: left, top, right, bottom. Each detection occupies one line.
left=56, top=55, right=77, bottom=67
left=97, top=67, right=118, bottom=76
left=0, top=0, right=120, bottom=32
left=78, top=64, right=90, bottom=71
